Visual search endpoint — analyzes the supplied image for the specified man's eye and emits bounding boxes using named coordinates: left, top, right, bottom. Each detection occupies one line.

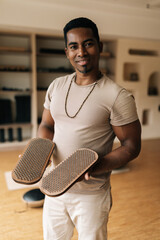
left=70, top=45, right=77, bottom=50
left=85, top=42, right=93, bottom=47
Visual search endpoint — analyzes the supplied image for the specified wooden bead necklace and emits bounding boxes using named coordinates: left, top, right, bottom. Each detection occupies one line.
left=65, top=76, right=98, bottom=118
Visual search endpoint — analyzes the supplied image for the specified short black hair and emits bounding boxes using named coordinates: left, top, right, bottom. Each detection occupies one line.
left=63, top=17, right=100, bottom=47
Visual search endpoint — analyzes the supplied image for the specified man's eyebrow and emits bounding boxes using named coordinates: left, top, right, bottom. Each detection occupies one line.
left=83, top=38, right=94, bottom=43
left=68, top=42, right=77, bottom=46
left=68, top=38, right=94, bottom=46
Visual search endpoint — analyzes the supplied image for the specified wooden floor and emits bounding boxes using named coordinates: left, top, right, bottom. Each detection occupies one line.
left=0, top=139, right=160, bottom=240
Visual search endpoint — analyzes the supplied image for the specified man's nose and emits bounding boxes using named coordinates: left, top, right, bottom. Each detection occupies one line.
left=78, top=45, right=87, bottom=57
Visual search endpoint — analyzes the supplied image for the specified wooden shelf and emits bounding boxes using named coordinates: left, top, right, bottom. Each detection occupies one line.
left=0, top=46, right=30, bottom=52
left=0, top=123, right=32, bottom=129
left=37, top=53, right=65, bottom=58
left=0, top=138, right=30, bottom=150
left=100, top=52, right=113, bottom=58
left=0, top=70, right=32, bottom=74
left=0, top=90, right=31, bottom=95
left=0, top=50, right=31, bottom=56
left=37, top=68, right=73, bottom=73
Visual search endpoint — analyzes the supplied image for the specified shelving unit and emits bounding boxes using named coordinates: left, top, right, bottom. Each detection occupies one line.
left=0, top=33, right=34, bottom=147
left=115, top=38, right=160, bottom=139
left=100, top=40, right=116, bottom=80
left=36, top=35, right=74, bottom=123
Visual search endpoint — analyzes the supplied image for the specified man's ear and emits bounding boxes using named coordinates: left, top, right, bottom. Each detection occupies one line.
left=99, top=41, right=103, bottom=53
left=65, top=48, right=69, bottom=59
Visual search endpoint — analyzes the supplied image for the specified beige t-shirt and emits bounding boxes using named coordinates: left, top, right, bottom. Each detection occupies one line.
left=44, top=73, right=138, bottom=194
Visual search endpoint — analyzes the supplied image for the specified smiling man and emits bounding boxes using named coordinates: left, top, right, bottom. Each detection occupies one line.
left=38, top=17, right=141, bottom=240
left=65, top=27, right=102, bottom=76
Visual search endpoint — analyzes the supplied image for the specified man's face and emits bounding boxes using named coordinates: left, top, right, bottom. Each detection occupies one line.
left=65, top=27, right=102, bottom=75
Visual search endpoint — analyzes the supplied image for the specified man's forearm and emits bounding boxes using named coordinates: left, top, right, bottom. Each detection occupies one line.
left=91, top=120, right=142, bottom=175
left=91, top=142, right=141, bottom=176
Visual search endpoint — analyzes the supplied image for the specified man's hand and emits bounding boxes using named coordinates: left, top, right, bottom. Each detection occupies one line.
left=76, top=171, right=91, bottom=182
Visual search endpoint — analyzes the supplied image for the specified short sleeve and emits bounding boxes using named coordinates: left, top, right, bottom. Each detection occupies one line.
left=43, top=82, right=55, bottom=110
left=110, top=89, right=138, bottom=126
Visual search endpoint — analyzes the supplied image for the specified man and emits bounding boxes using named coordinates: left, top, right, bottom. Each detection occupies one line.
left=38, top=17, right=141, bottom=240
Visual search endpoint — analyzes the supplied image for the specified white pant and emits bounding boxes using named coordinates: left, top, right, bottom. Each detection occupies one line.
left=43, top=188, right=112, bottom=240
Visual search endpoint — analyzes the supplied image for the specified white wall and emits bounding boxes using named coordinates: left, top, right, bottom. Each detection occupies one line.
left=0, top=0, right=160, bottom=40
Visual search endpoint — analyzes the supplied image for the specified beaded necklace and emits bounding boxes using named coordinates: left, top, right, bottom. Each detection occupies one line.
left=65, top=74, right=100, bottom=118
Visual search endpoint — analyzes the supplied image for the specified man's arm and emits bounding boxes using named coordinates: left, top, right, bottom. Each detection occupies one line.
left=85, top=119, right=141, bottom=179
left=37, top=108, right=54, bottom=140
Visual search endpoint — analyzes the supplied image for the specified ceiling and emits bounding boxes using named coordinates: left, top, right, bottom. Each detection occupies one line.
left=29, top=0, right=160, bottom=11
left=92, top=0, right=160, bottom=10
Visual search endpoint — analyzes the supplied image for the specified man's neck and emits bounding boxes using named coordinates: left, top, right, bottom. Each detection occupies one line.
left=75, top=71, right=102, bottom=86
